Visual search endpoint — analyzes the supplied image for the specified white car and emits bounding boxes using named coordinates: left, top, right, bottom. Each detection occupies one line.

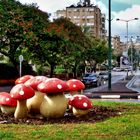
left=113, top=67, right=123, bottom=72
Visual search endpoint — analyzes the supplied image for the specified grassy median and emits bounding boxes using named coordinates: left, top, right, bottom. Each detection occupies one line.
left=0, top=100, right=140, bottom=140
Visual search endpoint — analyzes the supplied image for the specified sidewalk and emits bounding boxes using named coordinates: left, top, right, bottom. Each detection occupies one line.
left=0, top=85, right=13, bottom=93
left=84, top=79, right=140, bottom=99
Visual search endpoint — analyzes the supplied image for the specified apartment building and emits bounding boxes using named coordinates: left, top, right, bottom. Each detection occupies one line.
left=112, top=36, right=123, bottom=56
left=55, top=0, right=106, bottom=39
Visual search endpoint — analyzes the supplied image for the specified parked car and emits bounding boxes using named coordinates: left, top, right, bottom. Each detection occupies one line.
left=99, top=71, right=108, bottom=80
left=81, top=73, right=101, bottom=87
left=112, top=67, right=123, bottom=72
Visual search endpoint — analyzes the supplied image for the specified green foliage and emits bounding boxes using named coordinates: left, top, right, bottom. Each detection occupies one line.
left=0, top=1, right=109, bottom=77
left=0, top=0, right=49, bottom=68
left=83, top=37, right=108, bottom=72
left=0, top=63, right=18, bottom=79
left=0, top=131, right=15, bottom=139
left=54, top=66, right=66, bottom=74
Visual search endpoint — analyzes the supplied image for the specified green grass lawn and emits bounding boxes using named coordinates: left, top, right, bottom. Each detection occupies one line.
left=0, top=101, right=140, bottom=140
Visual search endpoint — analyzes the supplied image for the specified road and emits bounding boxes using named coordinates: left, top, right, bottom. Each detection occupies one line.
left=126, top=75, right=140, bottom=93
left=84, top=70, right=140, bottom=103
left=84, top=71, right=126, bottom=93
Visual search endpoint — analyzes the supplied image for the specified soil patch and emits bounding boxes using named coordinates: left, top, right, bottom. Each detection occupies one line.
left=0, top=106, right=124, bottom=125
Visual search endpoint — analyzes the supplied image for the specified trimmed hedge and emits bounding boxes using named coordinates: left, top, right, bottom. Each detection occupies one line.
left=0, top=63, right=19, bottom=79
left=0, top=79, right=15, bottom=85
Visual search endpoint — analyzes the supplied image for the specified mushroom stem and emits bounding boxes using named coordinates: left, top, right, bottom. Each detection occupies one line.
left=1, top=106, right=16, bottom=114
left=14, top=100, right=28, bottom=119
left=80, top=89, right=83, bottom=94
left=70, top=91, right=78, bottom=96
left=27, top=91, right=44, bottom=114
left=72, top=107, right=89, bottom=117
left=40, top=93, right=68, bottom=118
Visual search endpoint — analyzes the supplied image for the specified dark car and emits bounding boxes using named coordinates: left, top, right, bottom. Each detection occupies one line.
left=81, top=73, right=101, bottom=87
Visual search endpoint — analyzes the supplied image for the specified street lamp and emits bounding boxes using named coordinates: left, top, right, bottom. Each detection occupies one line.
left=116, top=18, right=138, bottom=55
left=116, top=18, right=138, bottom=73
left=130, top=36, right=133, bottom=71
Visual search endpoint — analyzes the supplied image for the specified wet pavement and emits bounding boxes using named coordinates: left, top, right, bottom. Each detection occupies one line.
left=84, top=79, right=140, bottom=99
left=0, top=85, right=13, bottom=93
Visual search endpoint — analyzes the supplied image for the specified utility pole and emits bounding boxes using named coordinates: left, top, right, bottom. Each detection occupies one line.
left=108, top=0, right=112, bottom=90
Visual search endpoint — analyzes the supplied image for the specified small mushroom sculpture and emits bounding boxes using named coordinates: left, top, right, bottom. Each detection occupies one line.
left=0, top=92, right=17, bottom=114
left=37, top=78, right=68, bottom=118
left=15, top=75, right=34, bottom=85
left=10, top=84, right=35, bottom=119
left=68, top=95, right=93, bottom=117
left=24, top=76, right=48, bottom=114
left=66, top=79, right=85, bottom=96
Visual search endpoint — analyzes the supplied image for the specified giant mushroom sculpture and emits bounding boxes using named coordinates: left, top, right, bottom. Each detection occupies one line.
left=10, top=84, right=35, bottom=119
left=24, top=76, right=48, bottom=114
left=37, top=78, right=68, bottom=118
left=0, top=92, right=17, bottom=114
left=66, top=79, right=85, bottom=96
left=15, top=75, right=34, bottom=85
left=68, top=95, right=93, bottom=117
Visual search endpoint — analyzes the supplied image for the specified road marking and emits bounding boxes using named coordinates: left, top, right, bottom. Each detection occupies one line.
left=101, top=95, right=120, bottom=99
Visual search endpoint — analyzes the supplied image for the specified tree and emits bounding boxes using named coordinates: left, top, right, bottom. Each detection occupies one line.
left=84, top=38, right=108, bottom=72
left=54, top=17, right=89, bottom=78
left=128, top=47, right=138, bottom=70
left=0, top=0, right=49, bottom=74
left=27, top=21, right=71, bottom=77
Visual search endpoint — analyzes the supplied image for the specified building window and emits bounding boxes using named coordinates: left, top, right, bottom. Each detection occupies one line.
left=89, top=8, right=94, bottom=12
left=77, top=9, right=80, bottom=12
left=82, top=9, right=85, bottom=12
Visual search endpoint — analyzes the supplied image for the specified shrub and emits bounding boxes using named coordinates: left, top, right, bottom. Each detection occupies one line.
left=0, top=63, right=19, bottom=79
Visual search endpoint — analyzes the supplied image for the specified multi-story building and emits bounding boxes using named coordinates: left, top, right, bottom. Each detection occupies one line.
left=112, top=36, right=123, bottom=56
left=134, top=36, right=140, bottom=51
left=55, top=0, right=106, bottom=39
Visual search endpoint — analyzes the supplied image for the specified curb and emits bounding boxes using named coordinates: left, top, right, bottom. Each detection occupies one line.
left=86, top=94, right=140, bottom=99
left=65, top=93, right=140, bottom=99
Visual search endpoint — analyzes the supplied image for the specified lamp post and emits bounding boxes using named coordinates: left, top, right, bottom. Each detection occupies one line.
left=108, top=0, right=112, bottom=90
left=116, top=18, right=138, bottom=56
left=116, top=18, right=138, bottom=73
left=130, top=36, right=133, bottom=71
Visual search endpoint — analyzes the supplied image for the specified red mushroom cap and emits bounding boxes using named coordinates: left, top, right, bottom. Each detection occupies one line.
left=10, top=84, right=35, bottom=100
left=68, top=95, right=93, bottom=109
left=0, top=92, right=17, bottom=106
left=66, top=79, right=85, bottom=91
left=15, top=75, right=34, bottom=85
left=37, top=78, right=68, bottom=94
left=24, top=76, right=48, bottom=90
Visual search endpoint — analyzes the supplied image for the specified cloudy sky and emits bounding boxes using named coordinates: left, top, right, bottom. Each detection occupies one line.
left=18, top=0, right=140, bottom=42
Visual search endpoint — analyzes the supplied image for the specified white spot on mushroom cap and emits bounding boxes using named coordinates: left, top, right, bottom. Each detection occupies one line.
left=79, top=97, right=82, bottom=100
left=39, top=84, right=45, bottom=89
left=19, top=90, right=24, bottom=95
left=73, top=84, right=76, bottom=88
left=71, top=79, right=77, bottom=82
left=20, top=77, right=25, bottom=80
left=57, top=84, right=62, bottom=89
left=6, top=98, right=10, bottom=101
left=83, top=102, right=88, bottom=107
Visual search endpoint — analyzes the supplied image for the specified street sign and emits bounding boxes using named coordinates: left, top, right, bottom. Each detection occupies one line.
left=19, top=55, right=24, bottom=62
